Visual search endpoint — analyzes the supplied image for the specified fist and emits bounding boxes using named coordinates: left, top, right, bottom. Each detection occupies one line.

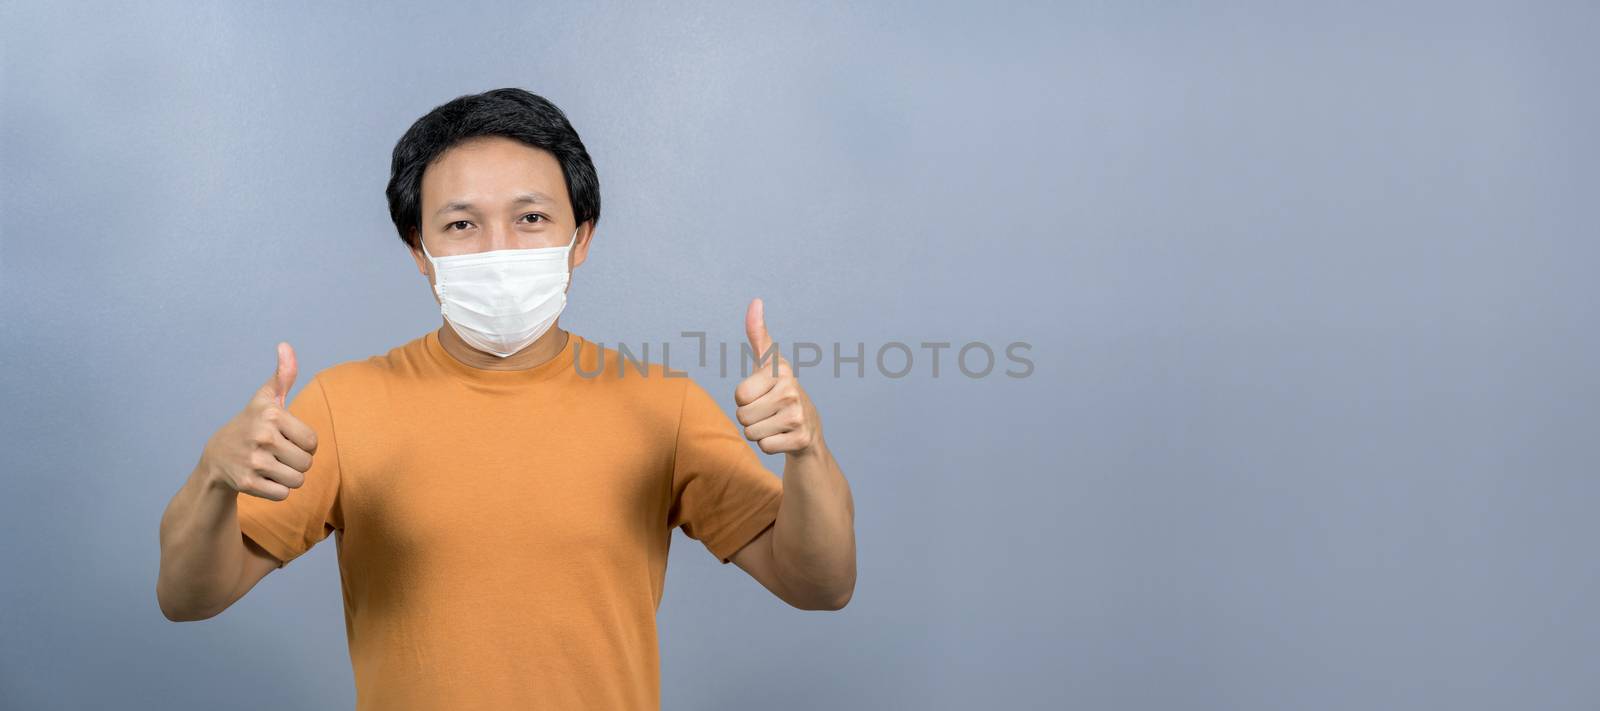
left=201, top=342, right=319, bottom=501
left=734, top=298, right=822, bottom=456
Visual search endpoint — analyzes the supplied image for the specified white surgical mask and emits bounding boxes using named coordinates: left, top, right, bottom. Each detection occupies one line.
left=421, top=228, right=580, bottom=358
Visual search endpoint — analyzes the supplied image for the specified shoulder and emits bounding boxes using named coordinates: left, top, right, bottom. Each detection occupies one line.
left=576, top=338, right=693, bottom=392
left=304, top=333, right=432, bottom=402
left=572, top=335, right=717, bottom=412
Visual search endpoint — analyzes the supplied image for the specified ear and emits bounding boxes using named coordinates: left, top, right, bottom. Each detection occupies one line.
left=409, top=231, right=431, bottom=278
left=571, top=221, right=596, bottom=270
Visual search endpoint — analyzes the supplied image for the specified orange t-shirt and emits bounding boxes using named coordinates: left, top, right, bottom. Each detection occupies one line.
left=235, top=329, right=784, bottom=710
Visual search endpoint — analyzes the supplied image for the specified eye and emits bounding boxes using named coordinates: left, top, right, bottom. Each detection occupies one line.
left=519, top=213, right=548, bottom=224
left=446, top=220, right=473, bottom=231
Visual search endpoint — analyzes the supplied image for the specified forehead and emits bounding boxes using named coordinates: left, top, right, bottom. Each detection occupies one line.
left=420, top=136, right=568, bottom=208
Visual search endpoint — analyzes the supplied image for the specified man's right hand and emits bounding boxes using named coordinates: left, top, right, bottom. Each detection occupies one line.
left=199, top=342, right=319, bottom=501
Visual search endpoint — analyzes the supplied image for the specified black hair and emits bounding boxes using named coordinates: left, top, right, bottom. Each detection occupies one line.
left=385, top=88, right=600, bottom=251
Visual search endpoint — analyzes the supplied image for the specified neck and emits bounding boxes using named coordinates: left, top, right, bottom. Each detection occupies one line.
left=436, top=321, right=570, bottom=371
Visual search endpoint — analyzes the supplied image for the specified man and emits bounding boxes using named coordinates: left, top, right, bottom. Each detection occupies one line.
left=155, top=88, right=857, bottom=710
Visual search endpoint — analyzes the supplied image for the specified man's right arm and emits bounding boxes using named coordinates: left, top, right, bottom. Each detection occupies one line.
left=156, top=342, right=317, bottom=622
left=156, top=463, right=284, bottom=621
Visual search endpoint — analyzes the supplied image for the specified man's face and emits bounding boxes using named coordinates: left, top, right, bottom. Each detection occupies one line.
left=409, top=135, right=592, bottom=301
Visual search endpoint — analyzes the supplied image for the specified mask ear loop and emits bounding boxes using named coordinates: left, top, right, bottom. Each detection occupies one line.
left=559, top=227, right=582, bottom=293
left=418, top=238, right=445, bottom=301
left=558, top=227, right=581, bottom=272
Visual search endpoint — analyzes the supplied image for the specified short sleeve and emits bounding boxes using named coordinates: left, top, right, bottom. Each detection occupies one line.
left=235, top=374, right=343, bottom=568
left=667, top=377, right=784, bottom=564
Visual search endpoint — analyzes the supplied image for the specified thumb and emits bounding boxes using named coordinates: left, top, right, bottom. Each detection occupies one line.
left=745, top=298, right=773, bottom=364
left=266, top=341, right=297, bottom=407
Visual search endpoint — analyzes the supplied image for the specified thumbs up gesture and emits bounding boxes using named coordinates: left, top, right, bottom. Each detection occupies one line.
left=734, top=299, right=823, bottom=457
left=198, top=342, right=320, bottom=501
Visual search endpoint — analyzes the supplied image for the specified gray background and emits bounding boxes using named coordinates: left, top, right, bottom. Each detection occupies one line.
left=2, top=1, right=1597, bottom=709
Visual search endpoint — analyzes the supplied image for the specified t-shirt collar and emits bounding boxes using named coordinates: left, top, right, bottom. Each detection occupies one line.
left=422, top=327, right=582, bottom=387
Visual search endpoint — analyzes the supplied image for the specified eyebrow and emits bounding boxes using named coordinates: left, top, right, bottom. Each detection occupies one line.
left=434, top=192, right=554, bottom=217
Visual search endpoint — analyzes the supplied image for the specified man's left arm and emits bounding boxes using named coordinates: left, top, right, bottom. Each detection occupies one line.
left=728, top=298, right=857, bottom=611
